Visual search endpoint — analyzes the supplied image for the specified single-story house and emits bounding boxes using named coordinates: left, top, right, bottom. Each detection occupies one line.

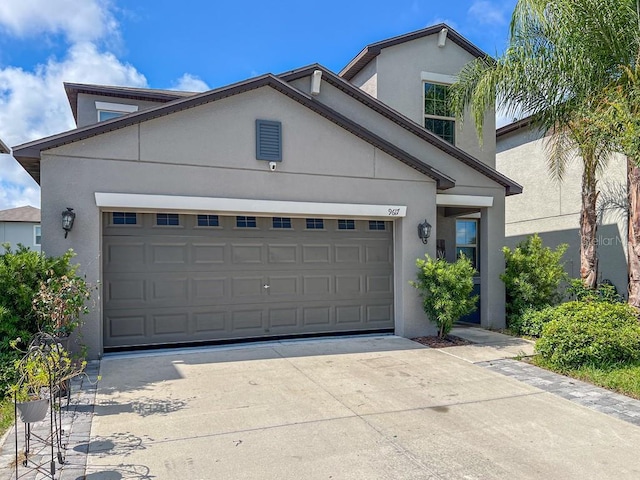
left=13, top=24, right=521, bottom=358
left=0, top=205, right=42, bottom=252
left=496, top=119, right=627, bottom=296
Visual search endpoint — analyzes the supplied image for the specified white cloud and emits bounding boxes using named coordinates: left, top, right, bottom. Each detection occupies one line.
left=0, top=42, right=147, bottom=147
left=171, top=73, right=209, bottom=93
left=0, top=1, right=154, bottom=210
left=468, top=1, right=508, bottom=26
left=0, top=0, right=118, bottom=43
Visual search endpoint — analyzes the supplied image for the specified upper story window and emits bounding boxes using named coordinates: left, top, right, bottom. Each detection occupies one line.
left=34, top=225, right=41, bottom=246
left=95, top=101, right=139, bottom=122
left=424, top=82, right=455, bottom=144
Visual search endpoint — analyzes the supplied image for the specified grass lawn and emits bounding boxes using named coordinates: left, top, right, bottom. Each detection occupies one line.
left=531, top=357, right=640, bottom=400
left=0, top=397, right=15, bottom=438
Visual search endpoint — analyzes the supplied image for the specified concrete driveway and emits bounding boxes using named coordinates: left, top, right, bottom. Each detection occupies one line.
left=84, top=335, right=640, bottom=479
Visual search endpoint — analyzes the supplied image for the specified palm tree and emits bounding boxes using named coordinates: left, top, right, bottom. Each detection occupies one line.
left=600, top=62, right=640, bottom=304
left=450, top=0, right=640, bottom=293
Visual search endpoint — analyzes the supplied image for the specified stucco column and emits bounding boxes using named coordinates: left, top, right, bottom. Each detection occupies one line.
left=480, top=193, right=506, bottom=329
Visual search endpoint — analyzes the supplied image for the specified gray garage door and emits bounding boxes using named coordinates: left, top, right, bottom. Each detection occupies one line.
left=103, top=213, right=394, bottom=349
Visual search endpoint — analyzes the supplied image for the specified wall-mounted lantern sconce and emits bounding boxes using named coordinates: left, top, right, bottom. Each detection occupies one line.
left=417, top=219, right=432, bottom=244
left=62, top=207, right=76, bottom=238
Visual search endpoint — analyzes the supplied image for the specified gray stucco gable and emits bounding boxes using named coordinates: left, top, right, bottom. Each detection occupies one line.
left=13, top=74, right=454, bottom=189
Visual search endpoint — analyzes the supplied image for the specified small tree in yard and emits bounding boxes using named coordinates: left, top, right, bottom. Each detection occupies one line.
left=411, top=255, right=478, bottom=338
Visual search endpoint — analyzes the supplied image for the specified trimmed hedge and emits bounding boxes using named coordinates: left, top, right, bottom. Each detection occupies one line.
left=535, top=301, right=640, bottom=368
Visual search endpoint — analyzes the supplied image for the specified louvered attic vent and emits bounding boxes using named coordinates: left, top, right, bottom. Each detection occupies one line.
left=256, top=119, right=282, bottom=161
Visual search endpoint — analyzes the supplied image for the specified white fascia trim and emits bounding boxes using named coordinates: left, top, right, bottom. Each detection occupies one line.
left=95, top=193, right=407, bottom=219
left=94, top=101, right=139, bottom=113
left=420, top=72, right=457, bottom=85
left=436, top=194, right=494, bottom=208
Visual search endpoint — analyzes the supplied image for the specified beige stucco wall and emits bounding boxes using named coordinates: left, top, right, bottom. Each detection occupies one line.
left=366, top=35, right=496, bottom=167
left=42, top=85, right=445, bottom=357
left=497, top=127, right=628, bottom=297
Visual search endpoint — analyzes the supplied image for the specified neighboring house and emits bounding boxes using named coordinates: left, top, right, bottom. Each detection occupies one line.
left=13, top=24, right=521, bottom=358
left=496, top=120, right=627, bottom=296
left=0, top=206, right=42, bottom=252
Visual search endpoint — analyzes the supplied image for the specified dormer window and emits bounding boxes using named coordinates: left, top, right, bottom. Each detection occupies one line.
left=95, top=101, right=139, bottom=122
left=423, top=82, right=455, bottom=144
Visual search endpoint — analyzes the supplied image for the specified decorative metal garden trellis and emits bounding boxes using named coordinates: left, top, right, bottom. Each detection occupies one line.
left=12, top=333, right=70, bottom=479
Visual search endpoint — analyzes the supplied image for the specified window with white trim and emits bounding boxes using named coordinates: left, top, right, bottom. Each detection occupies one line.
left=424, top=82, right=455, bottom=144
left=156, top=213, right=179, bottom=226
left=95, top=101, right=139, bottom=122
left=34, top=225, right=41, bottom=246
left=197, top=215, right=219, bottom=227
left=112, top=212, right=137, bottom=225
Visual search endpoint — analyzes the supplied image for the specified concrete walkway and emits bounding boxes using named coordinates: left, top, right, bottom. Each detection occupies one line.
left=3, top=329, right=640, bottom=479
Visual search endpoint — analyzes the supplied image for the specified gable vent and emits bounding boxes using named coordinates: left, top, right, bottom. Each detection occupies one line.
left=256, top=119, right=282, bottom=161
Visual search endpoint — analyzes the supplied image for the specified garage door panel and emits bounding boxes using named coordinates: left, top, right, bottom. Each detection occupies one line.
left=268, top=245, right=298, bottom=263
left=267, top=276, right=299, bottom=295
left=106, top=278, right=146, bottom=304
left=231, top=310, right=264, bottom=330
left=365, top=244, right=393, bottom=263
left=107, top=314, right=147, bottom=338
left=302, top=245, right=331, bottom=263
left=303, top=307, right=331, bottom=326
left=303, top=276, right=332, bottom=295
left=336, top=275, right=363, bottom=295
left=232, top=276, right=265, bottom=297
left=192, top=277, right=226, bottom=300
left=192, top=243, right=226, bottom=264
left=193, top=311, right=227, bottom=333
left=153, top=313, right=189, bottom=335
left=367, top=275, right=393, bottom=293
left=367, top=304, right=393, bottom=323
left=268, top=308, right=298, bottom=329
left=104, top=213, right=394, bottom=348
left=336, top=305, right=363, bottom=324
left=151, top=277, right=189, bottom=302
left=232, top=244, right=263, bottom=264
left=151, top=243, right=188, bottom=265
left=335, top=244, right=362, bottom=263
left=104, top=241, right=145, bottom=272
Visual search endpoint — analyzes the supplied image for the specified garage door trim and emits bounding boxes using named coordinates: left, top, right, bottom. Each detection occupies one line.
left=95, top=192, right=407, bottom=219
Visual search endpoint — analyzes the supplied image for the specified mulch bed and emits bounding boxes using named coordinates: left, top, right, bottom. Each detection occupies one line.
left=412, top=335, right=474, bottom=348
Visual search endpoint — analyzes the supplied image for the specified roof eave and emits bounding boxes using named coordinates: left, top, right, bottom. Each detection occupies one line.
left=340, top=24, right=491, bottom=81
left=0, top=137, right=9, bottom=154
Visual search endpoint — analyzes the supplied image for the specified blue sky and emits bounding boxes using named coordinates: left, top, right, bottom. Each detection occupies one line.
left=0, top=0, right=517, bottom=210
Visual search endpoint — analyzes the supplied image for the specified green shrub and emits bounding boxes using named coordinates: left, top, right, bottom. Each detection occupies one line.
left=566, top=278, right=623, bottom=303
left=535, top=301, right=640, bottom=368
left=0, top=245, right=81, bottom=398
left=410, top=255, right=478, bottom=338
left=501, top=234, right=568, bottom=327
left=510, top=307, right=554, bottom=337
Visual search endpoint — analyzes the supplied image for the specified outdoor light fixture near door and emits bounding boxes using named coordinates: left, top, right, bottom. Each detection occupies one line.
left=417, top=219, right=432, bottom=244
left=61, top=208, right=75, bottom=238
